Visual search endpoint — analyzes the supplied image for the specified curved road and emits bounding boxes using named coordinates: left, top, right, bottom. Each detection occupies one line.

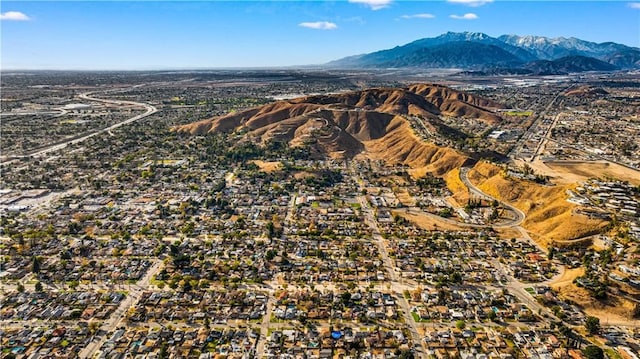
left=456, top=166, right=577, bottom=326
left=393, top=168, right=525, bottom=230
left=1, top=90, right=157, bottom=164
left=459, top=167, right=526, bottom=227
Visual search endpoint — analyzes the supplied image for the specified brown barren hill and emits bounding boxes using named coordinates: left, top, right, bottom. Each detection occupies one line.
left=364, top=117, right=467, bottom=176
left=564, top=85, right=609, bottom=97
left=173, top=84, right=501, bottom=173
left=407, top=83, right=504, bottom=125
left=467, top=161, right=608, bottom=247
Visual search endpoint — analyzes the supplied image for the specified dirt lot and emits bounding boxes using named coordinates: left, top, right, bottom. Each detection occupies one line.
left=393, top=208, right=470, bottom=231
left=252, top=160, right=282, bottom=172
left=544, top=160, right=640, bottom=186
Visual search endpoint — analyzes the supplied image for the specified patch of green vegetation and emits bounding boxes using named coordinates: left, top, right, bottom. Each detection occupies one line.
left=149, top=278, right=165, bottom=287
left=604, top=348, right=622, bottom=359
left=504, top=338, right=515, bottom=348
left=525, top=287, right=535, bottom=294
left=411, top=312, right=429, bottom=322
left=505, top=111, right=533, bottom=116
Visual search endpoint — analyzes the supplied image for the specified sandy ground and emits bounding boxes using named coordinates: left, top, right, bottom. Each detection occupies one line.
left=511, top=159, right=640, bottom=186
left=583, top=296, right=639, bottom=326
left=394, top=189, right=416, bottom=207
left=252, top=160, right=282, bottom=173
left=544, top=160, right=640, bottom=186
left=552, top=272, right=639, bottom=325
left=393, top=209, right=469, bottom=231
left=443, top=168, right=471, bottom=207
left=550, top=267, right=585, bottom=290
left=494, top=227, right=525, bottom=240
left=467, top=161, right=608, bottom=246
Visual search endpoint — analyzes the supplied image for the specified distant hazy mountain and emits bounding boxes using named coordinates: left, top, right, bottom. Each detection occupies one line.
left=604, top=49, right=640, bottom=69
left=524, top=55, right=618, bottom=75
left=367, top=42, right=524, bottom=68
left=327, top=32, right=639, bottom=73
left=498, top=35, right=631, bottom=60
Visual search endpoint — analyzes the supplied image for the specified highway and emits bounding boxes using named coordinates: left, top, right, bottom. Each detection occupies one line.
left=531, top=112, right=562, bottom=162
left=1, top=89, right=157, bottom=165
left=508, top=85, right=574, bottom=162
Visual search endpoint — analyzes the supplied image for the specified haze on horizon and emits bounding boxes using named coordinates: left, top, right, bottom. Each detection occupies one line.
left=2, top=0, right=640, bottom=70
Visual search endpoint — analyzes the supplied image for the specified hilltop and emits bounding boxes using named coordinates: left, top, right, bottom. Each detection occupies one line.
left=174, top=84, right=503, bottom=174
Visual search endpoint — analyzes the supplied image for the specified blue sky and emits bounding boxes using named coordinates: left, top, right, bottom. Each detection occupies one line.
left=2, top=1, right=639, bottom=69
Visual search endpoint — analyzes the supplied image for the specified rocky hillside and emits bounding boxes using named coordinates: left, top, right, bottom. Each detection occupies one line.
left=173, top=84, right=503, bottom=173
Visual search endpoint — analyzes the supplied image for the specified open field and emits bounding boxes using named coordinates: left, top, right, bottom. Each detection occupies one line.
left=393, top=208, right=471, bottom=231
left=550, top=267, right=585, bottom=290
left=252, top=160, right=283, bottom=173
left=504, top=110, right=533, bottom=116
left=545, top=160, right=640, bottom=186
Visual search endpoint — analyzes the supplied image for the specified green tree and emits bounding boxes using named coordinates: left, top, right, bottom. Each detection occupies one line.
left=68, top=280, right=80, bottom=290
left=31, top=256, right=41, bottom=274
left=487, top=310, right=497, bottom=322
left=585, top=316, right=600, bottom=335
left=266, top=221, right=275, bottom=239
left=159, top=341, right=168, bottom=359
left=455, top=320, right=465, bottom=330
left=548, top=247, right=556, bottom=260
left=341, top=292, right=351, bottom=304
left=397, top=349, right=414, bottom=359
left=89, top=321, right=100, bottom=335
left=450, top=271, right=463, bottom=284
left=35, top=281, right=43, bottom=292
left=265, top=249, right=277, bottom=261
left=438, top=207, right=453, bottom=218
left=582, top=345, right=604, bottom=359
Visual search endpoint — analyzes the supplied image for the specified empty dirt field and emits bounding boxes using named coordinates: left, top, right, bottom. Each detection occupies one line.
left=544, top=160, right=640, bottom=186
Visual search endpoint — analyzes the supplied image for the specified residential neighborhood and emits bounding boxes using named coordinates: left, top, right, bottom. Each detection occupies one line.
left=2, top=70, right=640, bottom=358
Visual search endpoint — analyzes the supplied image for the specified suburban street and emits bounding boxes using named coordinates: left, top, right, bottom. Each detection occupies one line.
left=348, top=155, right=430, bottom=359
left=79, top=259, right=163, bottom=359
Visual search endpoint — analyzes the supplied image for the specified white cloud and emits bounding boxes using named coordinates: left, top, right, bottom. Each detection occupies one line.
left=298, top=21, right=338, bottom=30
left=449, top=13, right=478, bottom=20
left=628, top=2, right=640, bottom=8
left=401, top=13, right=436, bottom=19
left=348, top=0, right=393, bottom=10
left=447, top=0, right=493, bottom=7
left=0, top=11, right=30, bottom=21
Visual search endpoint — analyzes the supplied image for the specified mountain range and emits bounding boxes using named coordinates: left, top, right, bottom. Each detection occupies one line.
left=327, top=32, right=640, bottom=74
